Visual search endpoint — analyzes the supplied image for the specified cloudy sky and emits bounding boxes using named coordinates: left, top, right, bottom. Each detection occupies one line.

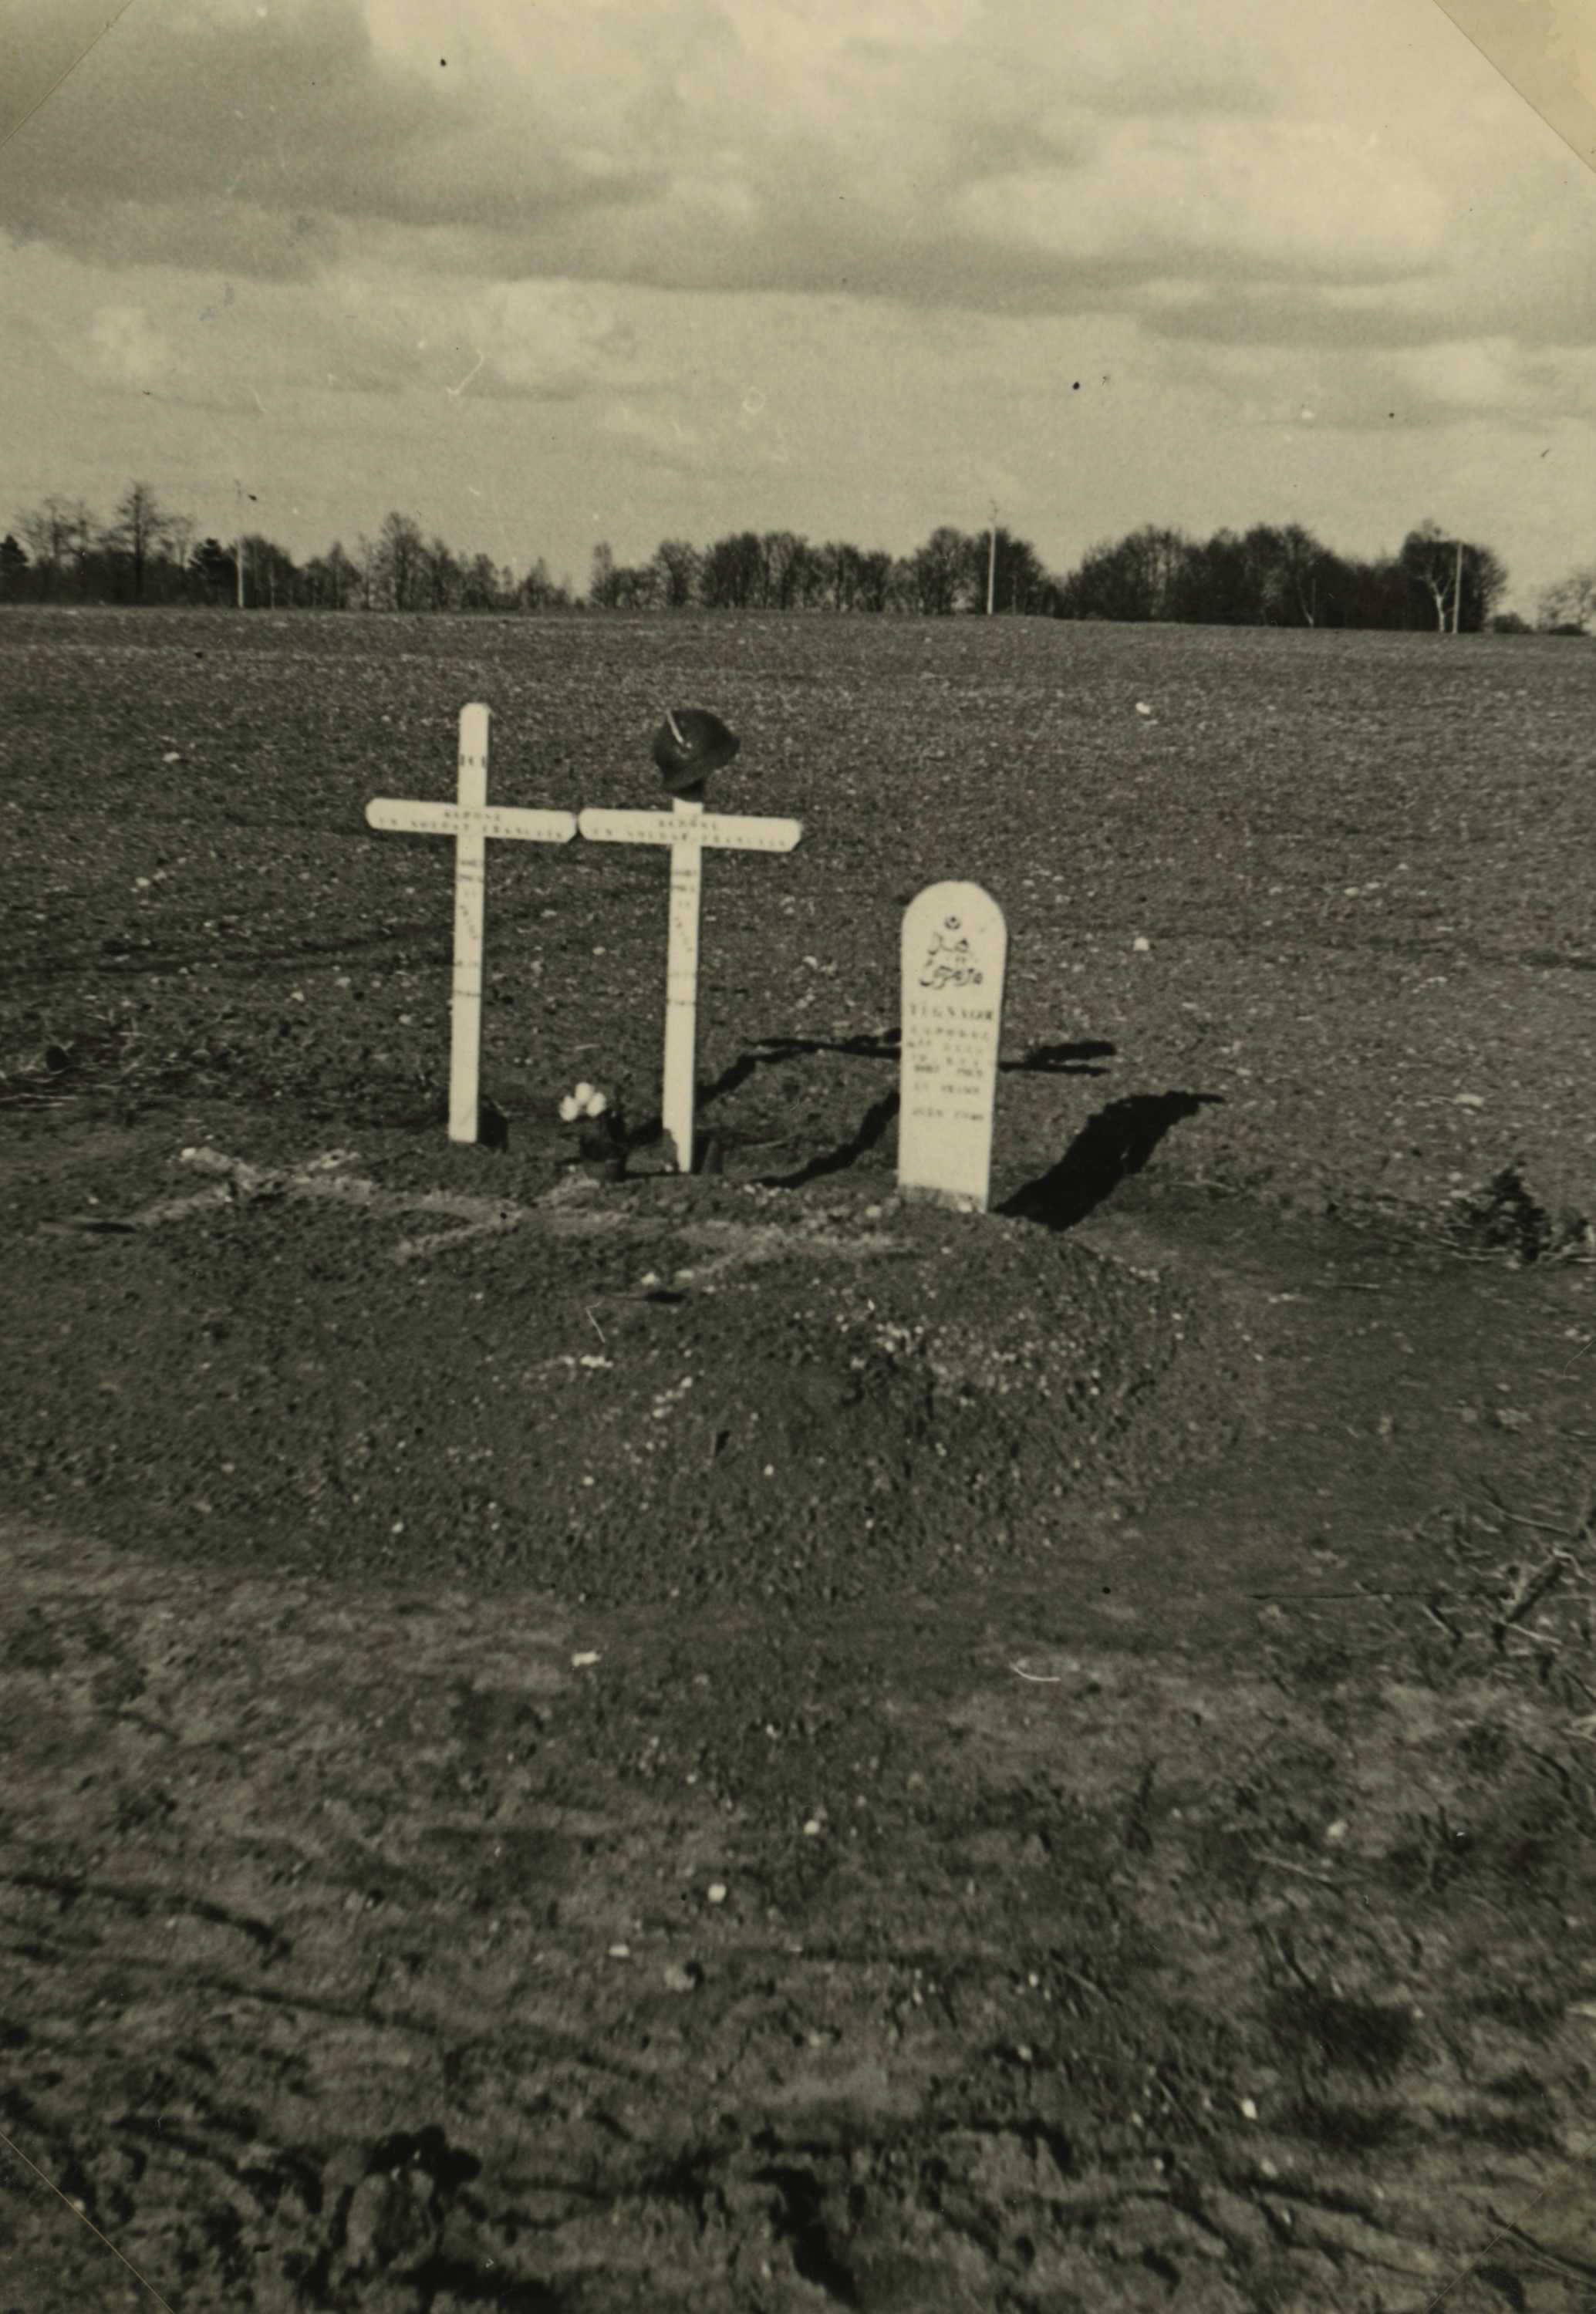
left=2, top=0, right=1593, bottom=610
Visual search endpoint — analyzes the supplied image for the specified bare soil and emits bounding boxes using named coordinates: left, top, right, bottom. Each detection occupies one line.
left=2, top=612, right=1594, bottom=2312
left=3, top=1096, right=1594, bottom=2314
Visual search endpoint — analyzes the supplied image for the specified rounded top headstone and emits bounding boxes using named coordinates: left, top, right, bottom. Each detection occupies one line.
left=653, top=708, right=741, bottom=797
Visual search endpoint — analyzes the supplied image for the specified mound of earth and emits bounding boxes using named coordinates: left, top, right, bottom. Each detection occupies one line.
left=5, top=1128, right=1254, bottom=1607
left=5, top=1105, right=1596, bottom=2314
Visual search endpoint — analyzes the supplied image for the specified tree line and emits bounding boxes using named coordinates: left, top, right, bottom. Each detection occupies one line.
left=1, top=493, right=569, bottom=616
left=5, top=480, right=1590, bottom=633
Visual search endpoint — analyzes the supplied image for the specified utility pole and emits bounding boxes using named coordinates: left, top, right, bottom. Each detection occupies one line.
left=234, top=481, right=256, bottom=610
left=986, top=503, right=997, bottom=617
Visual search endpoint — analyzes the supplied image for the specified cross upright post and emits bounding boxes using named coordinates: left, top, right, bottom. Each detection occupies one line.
left=577, top=794, right=801, bottom=1172
left=663, top=795, right=706, bottom=1170
left=366, top=703, right=578, bottom=1142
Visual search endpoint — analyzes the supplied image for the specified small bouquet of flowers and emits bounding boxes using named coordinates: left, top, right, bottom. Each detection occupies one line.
left=557, top=1081, right=628, bottom=1178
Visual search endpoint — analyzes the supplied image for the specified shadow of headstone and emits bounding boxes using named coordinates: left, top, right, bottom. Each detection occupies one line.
left=606, top=1031, right=1122, bottom=1188
left=1000, top=1091, right=1223, bottom=1231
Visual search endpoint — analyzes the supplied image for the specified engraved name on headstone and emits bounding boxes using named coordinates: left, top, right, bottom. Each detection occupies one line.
left=366, top=703, right=578, bottom=1143
left=898, top=880, right=1007, bottom=1211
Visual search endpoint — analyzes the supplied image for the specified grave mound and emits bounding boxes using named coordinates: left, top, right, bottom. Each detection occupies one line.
left=9, top=1156, right=1255, bottom=1605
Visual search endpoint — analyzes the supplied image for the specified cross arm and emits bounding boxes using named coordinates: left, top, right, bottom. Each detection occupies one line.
left=366, top=800, right=578, bottom=842
left=577, top=806, right=802, bottom=853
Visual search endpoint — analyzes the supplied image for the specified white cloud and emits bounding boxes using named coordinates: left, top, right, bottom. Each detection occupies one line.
left=0, top=238, right=648, bottom=413
left=954, top=119, right=1450, bottom=282
left=467, top=279, right=637, bottom=397
left=5, top=0, right=1561, bottom=342
left=594, top=400, right=705, bottom=469
left=82, top=302, right=181, bottom=389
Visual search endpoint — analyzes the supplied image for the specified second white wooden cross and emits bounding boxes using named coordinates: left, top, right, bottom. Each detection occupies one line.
left=576, top=795, right=802, bottom=1172
left=366, top=703, right=578, bottom=1142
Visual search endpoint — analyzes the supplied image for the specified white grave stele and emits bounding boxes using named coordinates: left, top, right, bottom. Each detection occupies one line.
left=576, top=797, right=802, bottom=1173
left=898, top=880, right=1007, bottom=1212
left=366, top=703, right=578, bottom=1143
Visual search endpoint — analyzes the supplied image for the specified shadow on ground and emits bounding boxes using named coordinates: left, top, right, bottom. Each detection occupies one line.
left=998, top=1091, right=1224, bottom=1231
left=605, top=1034, right=1217, bottom=1224
left=660, top=1031, right=1122, bottom=1186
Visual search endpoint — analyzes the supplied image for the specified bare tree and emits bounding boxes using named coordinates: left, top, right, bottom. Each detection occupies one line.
left=322, top=541, right=359, bottom=610
left=1469, top=545, right=1509, bottom=630
left=1400, top=522, right=1507, bottom=632
left=816, top=541, right=862, bottom=612
left=104, top=481, right=174, bottom=600
left=700, top=531, right=764, bottom=609
left=374, top=511, right=427, bottom=611
left=977, top=526, right=1049, bottom=614
left=616, top=559, right=661, bottom=609
left=460, top=552, right=501, bottom=611
left=1537, top=565, right=1596, bottom=633
left=816, top=539, right=900, bottom=613
left=18, top=495, right=93, bottom=596
left=1057, top=525, right=1189, bottom=622
left=589, top=541, right=620, bottom=609
left=349, top=537, right=373, bottom=611
left=588, top=542, right=659, bottom=608
left=856, top=549, right=894, bottom=613
left=1270, top=523, right=1329, bottom=626
left=651, top=538, right=701, bottom=609
left=908, top=526, right=970, bottom=616
left=520, top=556, right=566, bottom=611
left=238, top=534, right=297, bottom=609
left=164, top=512, right=196, bottom=600
left=189, top=538, right=238, bottom=604
left=761, top=531, right=816, bottom=609
left=423, top=535, right=462, bottom=611
left=1401, top=521, right=1457, bottom=631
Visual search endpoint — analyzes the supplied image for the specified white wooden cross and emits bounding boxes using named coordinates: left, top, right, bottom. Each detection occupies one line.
left=366, top=703, right=578, bottom=1142
left=576, top=795, right=802, bottom=1173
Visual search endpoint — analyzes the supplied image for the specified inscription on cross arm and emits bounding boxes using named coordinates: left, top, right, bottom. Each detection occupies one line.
left=578, top=808, right=803, bottom=854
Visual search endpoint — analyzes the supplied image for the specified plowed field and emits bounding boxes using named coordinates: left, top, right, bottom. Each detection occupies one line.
left=2, top=609, right=1593, bottom=2313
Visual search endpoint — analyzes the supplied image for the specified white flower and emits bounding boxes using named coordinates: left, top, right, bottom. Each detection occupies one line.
left=559, top=1081, right=612, bottom=1124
